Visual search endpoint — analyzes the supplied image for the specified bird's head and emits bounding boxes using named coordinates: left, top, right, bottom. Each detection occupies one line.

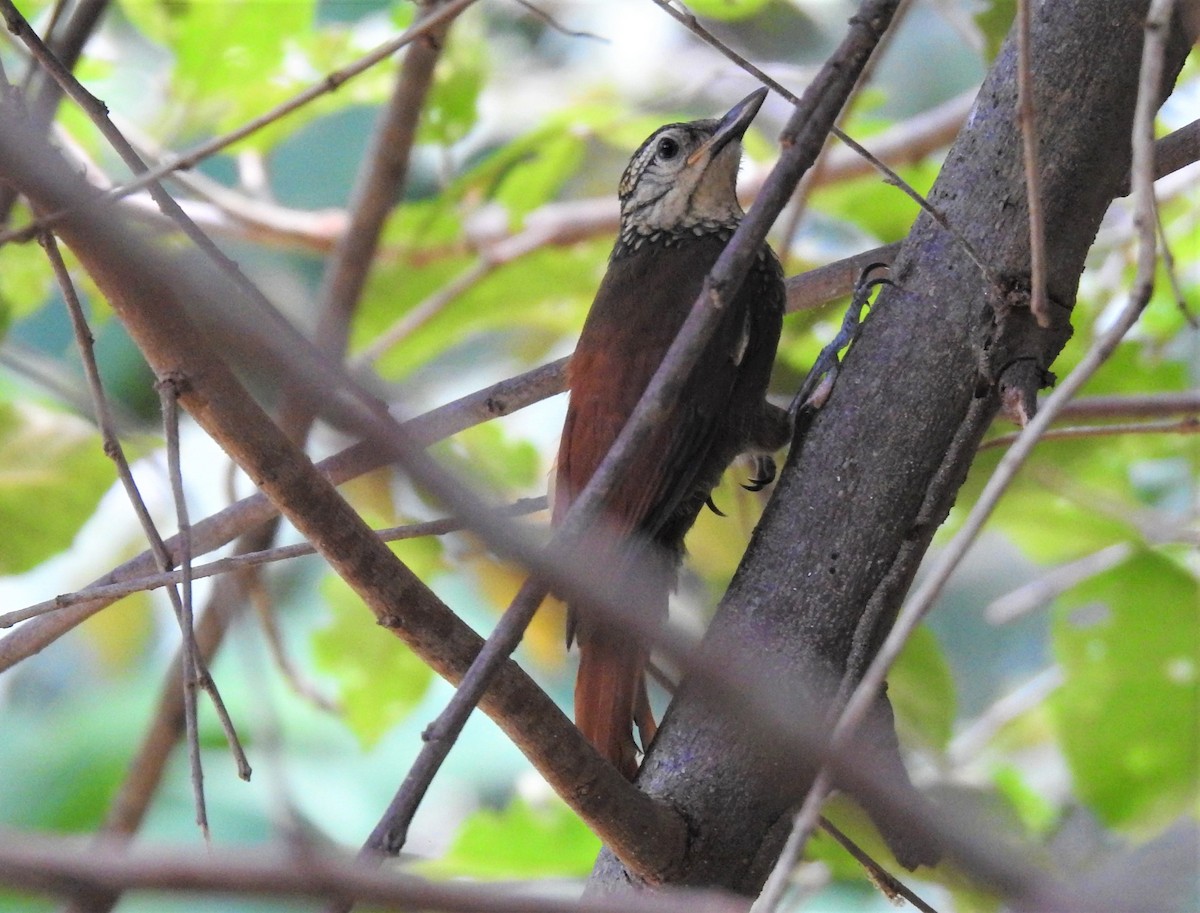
left=617, top=88, right=766, bottom=236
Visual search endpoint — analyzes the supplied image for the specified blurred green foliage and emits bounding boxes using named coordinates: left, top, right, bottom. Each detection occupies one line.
left=0, top=1, right=1195, bottom=910
left=428, top=796, right=601, bottom=879
left=0, top=402, right=115, bottom=573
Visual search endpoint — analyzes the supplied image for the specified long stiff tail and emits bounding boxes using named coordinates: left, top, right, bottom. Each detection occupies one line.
left=574, top=630, right=655, bottom=780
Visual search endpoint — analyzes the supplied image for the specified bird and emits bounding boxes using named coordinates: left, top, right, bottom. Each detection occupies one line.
left=552, top=88, right=790, bottom=779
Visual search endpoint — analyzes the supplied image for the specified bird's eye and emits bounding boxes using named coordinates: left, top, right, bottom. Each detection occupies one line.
left=656, top=137, right=680, bottom=160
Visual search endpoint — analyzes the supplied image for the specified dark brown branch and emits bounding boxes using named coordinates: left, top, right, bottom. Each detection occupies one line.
left=0, top=832, right=753, bottom=913
left=1056, top=390, right=1200, bottom=419
left=156, top=376, right=211, bottom=837
left=1114, top=116, right=1200, bottom=196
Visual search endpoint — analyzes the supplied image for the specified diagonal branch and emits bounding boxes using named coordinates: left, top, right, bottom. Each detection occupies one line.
left=0, top=100, right=690, bottom=881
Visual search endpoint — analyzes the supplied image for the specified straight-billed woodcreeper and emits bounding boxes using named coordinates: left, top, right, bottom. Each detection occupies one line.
left=553, top=89, right=789, bottom=778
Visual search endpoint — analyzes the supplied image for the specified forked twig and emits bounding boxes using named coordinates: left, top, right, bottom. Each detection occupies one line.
left=156, top=376, right=210, bottom=837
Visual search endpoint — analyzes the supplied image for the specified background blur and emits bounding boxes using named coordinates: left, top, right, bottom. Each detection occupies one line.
left=0, top=1, right=1196, bottom=910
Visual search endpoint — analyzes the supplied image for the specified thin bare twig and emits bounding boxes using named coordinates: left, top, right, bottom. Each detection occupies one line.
left=246, top=569, right=339, bottom=714
left=817, top=818, right=940, bottom=913
left=355, top=259, right=496, bottom=366
left=156, top=376, right=210, bottom=838
left=509, top=0, right=609, bottom=41
left=1154, top=194, right=1198, bottom=327
left=359, top=578, right=550, bottom=860
left=1056, top=390, right=1200, bottom=419
left=1016, top=0, right=1051, bottom=327
left=775, top=0, right=1181, bottom=878
left=0, top=0, right=480, bottom=249
left=948, top=667, right=1064, bottom=766
left=41, top=227, right=247, bottom=839
left=0, top=499, right=547, bottom=628
left=979, top=416, right=1200, bottom=450
left=984, top=542, right=1134, bottom=625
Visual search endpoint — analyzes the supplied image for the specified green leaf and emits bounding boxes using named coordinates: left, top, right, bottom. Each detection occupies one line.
left=420, top=30, right=485, bottom=147
left=425, top=113, right=598, bottom=223
left=1050, top=549, right=1199, bottom=830
left=686, top=0, right=772, bottom=22
left=361, top=238, right=607, bottom=380
left=991, top=763, right=1058, bottom=837
left=312, top=572, right=434, bottom=748
left=120, top=0, right=338, bottom=149
left=0, top=403, right=115, bottom=574
left=973, top=0, right=1015, bottom=61
left=811, top=158, right=939, bottom=243
left=432, top=423, right=541, bottom=493
left=0, top=219, right=55, bottom=328
left=431, top=796, right=601, bottom=878
left=491, top=130, right=588, bottom=226
left=889, top=625, right=957, bottom=752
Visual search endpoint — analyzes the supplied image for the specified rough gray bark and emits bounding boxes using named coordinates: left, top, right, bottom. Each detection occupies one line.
left=592, top=0, right=1190, bottom=894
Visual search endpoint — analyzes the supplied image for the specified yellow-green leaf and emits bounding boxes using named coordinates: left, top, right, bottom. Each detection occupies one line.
left=312, top=572, right=434, bottom=748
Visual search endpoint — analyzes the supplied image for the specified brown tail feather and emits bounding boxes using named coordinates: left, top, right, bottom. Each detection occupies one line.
left=574, top=632, right=649, bottom=780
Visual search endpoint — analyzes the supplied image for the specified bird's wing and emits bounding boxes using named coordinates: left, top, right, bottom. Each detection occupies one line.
left=554, top=235, right=746, bottom=544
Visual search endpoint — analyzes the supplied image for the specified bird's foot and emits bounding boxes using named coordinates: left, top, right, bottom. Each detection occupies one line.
left=788, top=262, right=892, bottom=419
left=742, top=453, right=777, bottom=491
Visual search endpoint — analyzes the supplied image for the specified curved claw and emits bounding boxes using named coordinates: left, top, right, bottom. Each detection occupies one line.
left=742, top=454, right=777, bottom=492
left=705, top=495, right=727, bottom=517
left=858, top=261, right=892, bottom=285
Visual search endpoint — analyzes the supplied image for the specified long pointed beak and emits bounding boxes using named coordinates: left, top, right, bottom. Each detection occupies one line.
left=686, top=87, right=768, bottom=166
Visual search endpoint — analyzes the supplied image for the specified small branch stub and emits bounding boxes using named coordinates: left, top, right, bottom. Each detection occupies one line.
left=979, top=279, right=1072, bottom=425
